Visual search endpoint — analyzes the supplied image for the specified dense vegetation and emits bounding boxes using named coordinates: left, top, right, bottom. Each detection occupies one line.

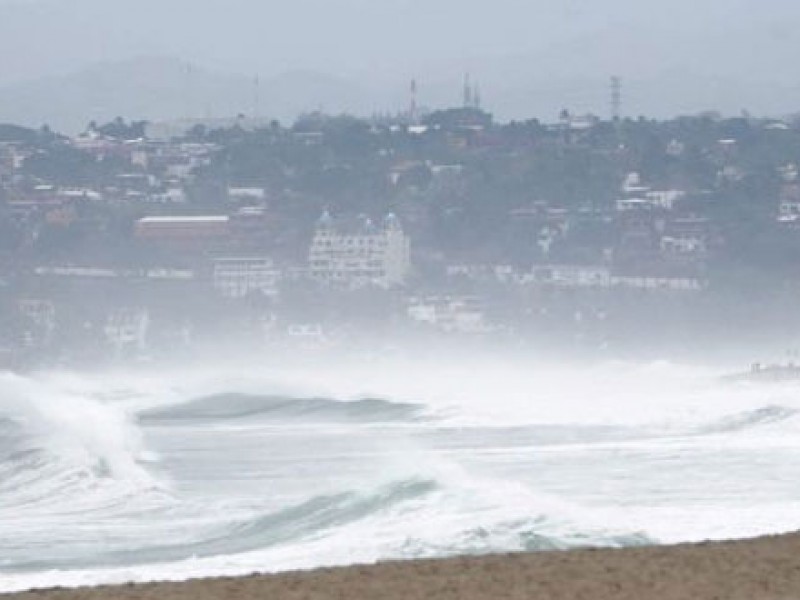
left=5, top=111, right=800, bottom=281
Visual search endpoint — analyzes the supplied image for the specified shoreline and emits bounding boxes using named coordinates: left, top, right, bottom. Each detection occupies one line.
left=7, top=533, right=800, bottom=600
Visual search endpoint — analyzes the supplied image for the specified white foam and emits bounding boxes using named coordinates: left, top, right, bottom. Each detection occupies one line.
left=0, top=371, right=158, bottom=485
left=4, top=357, right=800, bottom=593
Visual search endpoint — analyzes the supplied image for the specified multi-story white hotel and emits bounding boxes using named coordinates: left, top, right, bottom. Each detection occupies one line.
left=308, top=212, right=411, bottom=288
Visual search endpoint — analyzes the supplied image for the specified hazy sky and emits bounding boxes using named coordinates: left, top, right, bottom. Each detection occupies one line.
left=2, top=0, right=800, bottom=123
left=2, top=0, right=798, bottom=81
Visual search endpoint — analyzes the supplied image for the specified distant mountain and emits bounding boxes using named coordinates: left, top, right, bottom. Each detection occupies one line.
left=0, top=57, right=371, bottom=134
left=2, top=44, right=800, bottom=136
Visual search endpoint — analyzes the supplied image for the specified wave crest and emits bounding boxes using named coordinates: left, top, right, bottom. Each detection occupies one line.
left=0, top=371, right=161, bottom=516
left=141, top=394, right=423, bottom=424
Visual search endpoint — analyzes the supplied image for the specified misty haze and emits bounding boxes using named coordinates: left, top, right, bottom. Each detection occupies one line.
left=3, top=1, right=800, bottom=599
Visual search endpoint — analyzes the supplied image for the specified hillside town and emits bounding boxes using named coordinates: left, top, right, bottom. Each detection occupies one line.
left=2, top=101, right=800, bottom=366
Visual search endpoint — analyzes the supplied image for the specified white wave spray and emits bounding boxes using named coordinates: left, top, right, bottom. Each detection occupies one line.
left=3, top=357, right=800, bottom=593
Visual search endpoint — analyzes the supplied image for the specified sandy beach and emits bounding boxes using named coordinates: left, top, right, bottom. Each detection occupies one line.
left=6, top=533, right=800, bottom=600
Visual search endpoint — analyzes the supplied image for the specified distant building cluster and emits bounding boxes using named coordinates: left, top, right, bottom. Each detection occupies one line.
left=0, top=106, right=799, bottom=364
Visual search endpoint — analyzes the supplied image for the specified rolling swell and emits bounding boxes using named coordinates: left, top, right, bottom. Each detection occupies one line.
left=3, top=472, right=651, bottom=573
left=697, top=405, right=799, bottom=434
left=141, top=393, right=423, bottom=424
left=9, top=479, right=439, bottom=570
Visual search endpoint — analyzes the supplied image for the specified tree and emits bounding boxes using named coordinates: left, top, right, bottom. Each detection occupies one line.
left=95, top=117, right=148, bottom=140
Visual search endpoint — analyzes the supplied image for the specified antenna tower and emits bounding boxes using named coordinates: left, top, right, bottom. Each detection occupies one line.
left=184, top=63, right=193, bottom=119
left=611, top=76, right=622, bottom=120
left=409, top=79, right=418, bottom=123
left=253, top=75, right=261, bottom=119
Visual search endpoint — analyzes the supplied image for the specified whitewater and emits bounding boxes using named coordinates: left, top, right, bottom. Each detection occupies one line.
left=2, top=355, right=800, bottom=593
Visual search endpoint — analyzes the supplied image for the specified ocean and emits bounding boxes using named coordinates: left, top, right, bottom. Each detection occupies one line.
left=2, top=355, right=800, bottom=592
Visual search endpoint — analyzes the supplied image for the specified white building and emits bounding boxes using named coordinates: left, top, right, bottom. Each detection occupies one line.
left=308, top=212, right=410, bottom=288
left=618, top=172, right=685, bottom=211
left=284, top=323, right=329, bottom=348
left=407, top=296, right=490, bottom=334
left=622, top=172, right=650, bottom=196
left=611, top=275, right=704, bottom=291
left=228, top=187, right=267, bottom=202
left=18, top=299, right=56, bottom=346
left=617, top=191, right=685, bottom=212
left=213, top=257, right=280, bottom=299
left=104, top=309, right=149, bottom=355
left=149, top=188, right=187, bottom=204
left=446, top=264, right=494, bottom=281
left=533, top=265, right=613, bottom=287
left=645, top=190, right=685, bottom=210
left=778, top=201, right=800, bottom=223
left=660, top=235, right=706, bottom=256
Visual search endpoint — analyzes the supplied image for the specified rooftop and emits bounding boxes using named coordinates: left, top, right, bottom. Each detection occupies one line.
left=138, top=216, right=229, bottom=224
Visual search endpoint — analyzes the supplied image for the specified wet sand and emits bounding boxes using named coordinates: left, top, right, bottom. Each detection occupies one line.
left=7, top=533, right=800, bottom=600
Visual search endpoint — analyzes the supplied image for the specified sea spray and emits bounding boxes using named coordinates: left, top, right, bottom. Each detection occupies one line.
left=4, top=358, right=800, bottom=593
left=0, top=371, right=157, bottom=484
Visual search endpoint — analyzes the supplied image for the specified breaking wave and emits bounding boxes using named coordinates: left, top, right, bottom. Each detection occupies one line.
left=1, top=473, right=653, bottom=574
left=0, top=371, right=164, bottom=522
left=5, top=360, right=800, bottom=593
left=55, top=479, right=439, bottom=569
